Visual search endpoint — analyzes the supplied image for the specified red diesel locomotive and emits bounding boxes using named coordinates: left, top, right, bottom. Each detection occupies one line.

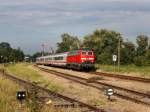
left=36, top=49, right=95, bottom=71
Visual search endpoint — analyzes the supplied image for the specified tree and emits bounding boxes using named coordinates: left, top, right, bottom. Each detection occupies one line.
left=136, top=35, right=149, bottom=56
left=83, top=29, right=122, bottom=64
left=32, top=52, right=50, bottom=62
left=120, top=41, right=136, bottom=64
left=0, top=42, right=24, bottom=63
left=56, top=33, right=81, bottom=53
left=144, top=44, right=150, bottom=65
left=15, top=48, right=24, bottom=61
left=134, top=35, right=149, bottom=66
left=0, top=42, right=12, bottom=62
left=32, top=52, right=43, bottom=62
left=0, top=42, right=11, bottom=49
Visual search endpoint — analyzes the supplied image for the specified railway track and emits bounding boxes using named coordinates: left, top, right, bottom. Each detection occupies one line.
left=36, top=66, right=150, bottom=107
left=0, top=71, right=104, bottom=112
left=37, top=65, right=150, bottom=84
left=94, top=72, right=150, bottom=83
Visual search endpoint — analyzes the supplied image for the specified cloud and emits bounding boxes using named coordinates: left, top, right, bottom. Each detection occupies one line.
left=0, top=0, right=150, bottom=53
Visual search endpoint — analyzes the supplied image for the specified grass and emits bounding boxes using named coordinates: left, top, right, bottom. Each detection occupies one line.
left=4, top=63, right=64, bottom=93
left=0, top=76, right=70, bottom=112
left=0, top=77, right=30, bottom=112
left=6, top=63, right=42, bottom=81
left=0, top=63, right=69, bottom=112
left=96, top=64, right=150, bottom=78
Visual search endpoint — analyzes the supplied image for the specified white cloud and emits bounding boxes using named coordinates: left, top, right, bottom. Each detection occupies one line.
left=0, top=0, right=150, bottom=53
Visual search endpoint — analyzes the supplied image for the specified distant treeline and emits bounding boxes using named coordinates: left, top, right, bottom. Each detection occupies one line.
left=55, top=29, right=150, bottom=66
left=1, top=29, right=149, bottom=66
left=33, top=29, right=150, bottom=66
left=0, top=42, right=24, bottom=63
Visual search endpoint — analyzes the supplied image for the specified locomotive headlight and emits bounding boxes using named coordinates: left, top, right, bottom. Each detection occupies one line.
left=89, top=58, right=94, bottom=60
left=81, top=58, right=86, bottom=60
left=81, top=58, right=86, bottom=62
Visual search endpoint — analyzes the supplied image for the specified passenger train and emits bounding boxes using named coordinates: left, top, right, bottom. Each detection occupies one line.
left=36, top=49, right=95, bottom=71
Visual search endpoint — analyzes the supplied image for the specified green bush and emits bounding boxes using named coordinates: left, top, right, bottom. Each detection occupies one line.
left=134, top=56, right=146, bottom=66
left=145, top=50, right=150, bottom=66
left=97, top=52, right=112, bottom=64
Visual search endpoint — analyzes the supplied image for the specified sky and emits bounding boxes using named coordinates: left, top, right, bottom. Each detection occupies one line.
left=0, top=0, right=150, bottom=54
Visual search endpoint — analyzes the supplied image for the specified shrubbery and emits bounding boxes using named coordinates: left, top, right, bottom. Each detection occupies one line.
left=134, top=56, right=146, bottom=66
left=0, top=42, right=24, bottom=63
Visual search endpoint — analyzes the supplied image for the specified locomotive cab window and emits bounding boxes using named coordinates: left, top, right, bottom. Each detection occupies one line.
left=88, top=52, right=93, bottom=55
left=82, top=51, right=86, bottom=55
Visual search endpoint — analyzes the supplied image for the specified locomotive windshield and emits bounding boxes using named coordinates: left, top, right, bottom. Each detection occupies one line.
left=88, top=52, right=93, bottom=55
left=82, top=51, right=93, bottom=55
left=82, top=51, right=86, bottom=55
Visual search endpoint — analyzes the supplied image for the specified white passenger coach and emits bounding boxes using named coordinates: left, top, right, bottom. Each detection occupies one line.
left=36, top=52, right=68, bottom=66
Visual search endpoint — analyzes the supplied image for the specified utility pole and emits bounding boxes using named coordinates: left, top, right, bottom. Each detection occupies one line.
left=50, top=47, right=54, bottom=54
left=41, top=43, right=46, bottom=56
left=41, top=44, right=44, bottom=56
left=118, top=35, right=121, bottom=71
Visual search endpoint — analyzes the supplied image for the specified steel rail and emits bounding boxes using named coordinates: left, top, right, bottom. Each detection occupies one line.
left=36, top=66, right=150, bottom=106
left=94, top=72, right=150, bottom=83
left=0, top=72, right=103, bottom=112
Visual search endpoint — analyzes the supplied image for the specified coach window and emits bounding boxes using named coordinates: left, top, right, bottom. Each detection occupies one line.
left=60, top=57, right=63, bottom=60
left=54, top=57, right=58, bottom=60
left=55, top=56, right=63, bottom=60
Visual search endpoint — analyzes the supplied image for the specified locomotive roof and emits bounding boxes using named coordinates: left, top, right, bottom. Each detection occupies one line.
left=69, top=49, right=92, bottom=52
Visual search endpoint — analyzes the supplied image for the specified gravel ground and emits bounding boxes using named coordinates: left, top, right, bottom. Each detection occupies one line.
left=39, top=65, right=150, bottom=94
left=31, top=65, right=150, bottom=112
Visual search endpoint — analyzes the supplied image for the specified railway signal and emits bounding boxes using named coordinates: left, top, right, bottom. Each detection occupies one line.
left=112, top=55, right=117, bottom=62
left=105, top=88, right=114, bottom=100
left=16, top=91, right=26, bottom=104
left=112, top=55, right=117, bottom=72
